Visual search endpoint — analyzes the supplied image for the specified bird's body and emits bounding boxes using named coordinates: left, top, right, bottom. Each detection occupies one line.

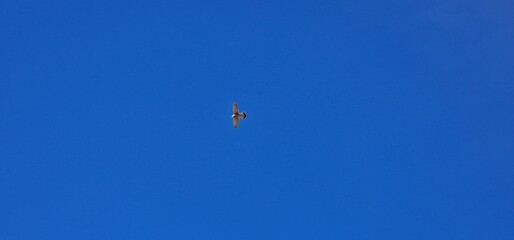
left=232, top=102, right=247, bottom=128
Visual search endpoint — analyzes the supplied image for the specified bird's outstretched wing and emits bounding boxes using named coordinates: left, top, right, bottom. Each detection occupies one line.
left=233, top=102, right=239, bottom=114
left=233, top=117, right=239, bottom=128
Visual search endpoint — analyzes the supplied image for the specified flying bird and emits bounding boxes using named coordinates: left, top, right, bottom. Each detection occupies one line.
left=232, top=102, right=247, bottom=128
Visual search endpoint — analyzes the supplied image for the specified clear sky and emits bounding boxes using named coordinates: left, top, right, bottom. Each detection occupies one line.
left=1, top=0, right=513, bottom=239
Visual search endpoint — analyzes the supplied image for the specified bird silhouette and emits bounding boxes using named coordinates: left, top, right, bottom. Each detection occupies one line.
left=232, top=102, right=247, bottom=128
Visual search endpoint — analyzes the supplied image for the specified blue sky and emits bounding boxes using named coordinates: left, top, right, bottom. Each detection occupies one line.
left=1, top=0, right=513, bottom=239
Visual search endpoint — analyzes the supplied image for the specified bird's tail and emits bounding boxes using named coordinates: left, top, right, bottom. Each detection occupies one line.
left=241, top=112, right=247, bottom=119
